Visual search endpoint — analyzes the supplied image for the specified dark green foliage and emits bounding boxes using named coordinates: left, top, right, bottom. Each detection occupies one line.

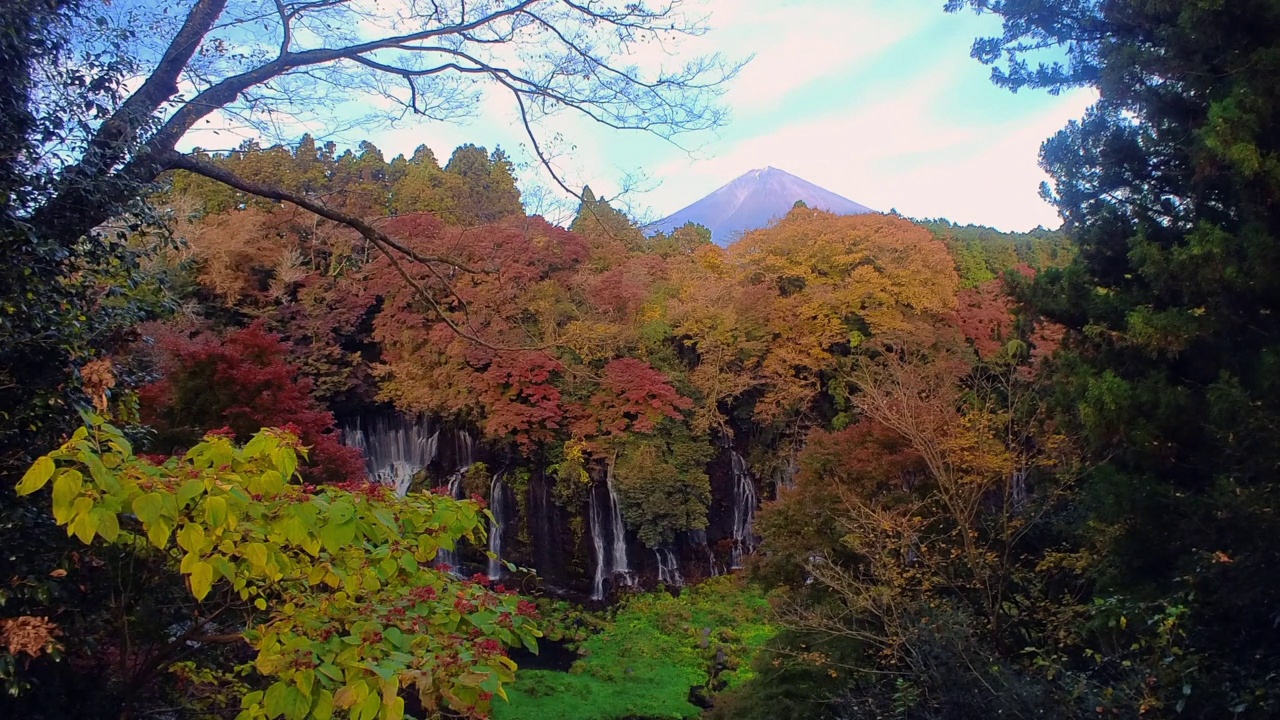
left=444, top=144, right=524, bottom=225
left=570, top=185, right=648, bottom=255
left=706, top=618, right=1062, bottom=720
left=612, top=425, right=714, bottom=549
left=706, top=627, right=865, bottom=717
left=949, top=1, right=1280, bottom=716
left=0, top=0, right=160, bottom=475
left=1, top=3, right=171, bottom=705
left=916, top=218, right=1073, bottom=287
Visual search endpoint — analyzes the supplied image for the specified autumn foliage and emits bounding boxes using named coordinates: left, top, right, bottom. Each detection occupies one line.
left=138, top=323, right=365, bottom=483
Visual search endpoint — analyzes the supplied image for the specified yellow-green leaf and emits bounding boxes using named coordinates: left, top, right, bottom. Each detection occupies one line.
left=147, top=518, right=172, bottom=548
left=93, top=508, right=120, bottom=542
left=178, top=523, right=206, bottom=553
left=329, top=501, right=355, bottom=524
left=132, top=492, right=165, bottom=525
left=264, top=681, right=289, bottom=716
left=71, top=511, right=96, bottom=544
left=51, top=469, right=83, bottom=524
left=245, top=542, right=268, bottom=567
left=313, top=689, right=334, bottom=720
left=356, top=693, right=381, bottom=720
left=205, top=496, right=228, bottom=528
left=190, top=560, right=214, bottom=600
left=17, top=456, right=56, bottom=495
left=177, top=478, right=205, bottom=507
left=78, top=449, right=118, bottom=492
left=319, top=521, right=356, bottom=554
left=273, top=447, right=298, bottom=480
left=259, top=469, right=285, bottom=495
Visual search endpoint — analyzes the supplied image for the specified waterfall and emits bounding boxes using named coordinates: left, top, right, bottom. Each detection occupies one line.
left=729, top=451, right=759, bottom=569
left=341, top=414, right=438, bottom=497
left=435, top=433, right=473, bottom=573
left=588, top=472, right=634, bottom=600
left=435, top=468, right=467, bottom=571
left=589, top=488, right=608, bottom=600
left=655, top=547, right=684, bottom=587
left=1011, top=467, right=1028, bottom=513
left=688, top=529, right=722, bottom=577
left=605, top=468, right=633, bottom=587
left=487, top=473, right=506, bottom=581
left=455, top=430, right=475, bottom=469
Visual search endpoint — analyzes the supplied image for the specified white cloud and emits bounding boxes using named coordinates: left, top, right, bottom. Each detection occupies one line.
left=697, top=1, right=917, bottom=112
left=169, top=0, right=1096, bottom=232
left=642, top=71, right=1096, bottom=231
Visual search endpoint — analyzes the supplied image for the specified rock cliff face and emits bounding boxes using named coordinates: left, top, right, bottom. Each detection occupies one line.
left=647, top=166, right=874, bottom=246
left=342, top=409, right=769, bottom=602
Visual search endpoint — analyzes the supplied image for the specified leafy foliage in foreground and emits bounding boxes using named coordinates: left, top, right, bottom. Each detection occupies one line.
left=16, top=415, right=541, bottom=719
left=495, top=577, right=773, bottom=720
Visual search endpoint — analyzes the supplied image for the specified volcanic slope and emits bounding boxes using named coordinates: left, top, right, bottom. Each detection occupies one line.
left=648, top=166, right=875, bottom=246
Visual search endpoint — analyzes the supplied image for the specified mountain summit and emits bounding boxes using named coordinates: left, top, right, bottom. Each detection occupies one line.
left=647, top=166, right=875, bottom=246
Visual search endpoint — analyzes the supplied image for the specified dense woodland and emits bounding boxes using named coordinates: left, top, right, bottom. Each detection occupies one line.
left=3, top=1, right=1279, bottom=719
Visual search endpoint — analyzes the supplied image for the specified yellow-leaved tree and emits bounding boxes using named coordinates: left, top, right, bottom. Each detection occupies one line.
left=16, top=414, right=541, bottom=720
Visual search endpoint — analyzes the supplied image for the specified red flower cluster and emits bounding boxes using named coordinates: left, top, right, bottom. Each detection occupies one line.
left=331, top=478, right=386, bottom=499
left=475, top=638, right=503, bottom=656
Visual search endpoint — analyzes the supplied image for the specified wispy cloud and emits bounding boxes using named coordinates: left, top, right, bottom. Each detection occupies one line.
left=644, top=69, right=1095, bottom=230
left=699, top=0, right=918, bottom=112
left=173, top=1, right=1095, bottom=231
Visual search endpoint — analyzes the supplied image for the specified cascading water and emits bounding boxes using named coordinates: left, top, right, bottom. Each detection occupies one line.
left=605, top=468, right=633, bottom=587
left=655, top=547, right=684, bottom=587
left=435, top=468, right=467, bottom=571
left=588, top=471, right=634, bottom=600
left=1011, top=467, right=1028, bottom=513
left=589, top=488, right=608, bottom=600
left=687, top=529, right=722, bottom=577
left=341, top=414, right=438, bottom=497
left=435, top=431, right=475, bottom=573
left=487, top=473, right=506, bottom=581
left=729, top=450, right=760, bottom=569
left=454, top=430, right=475, bottom=469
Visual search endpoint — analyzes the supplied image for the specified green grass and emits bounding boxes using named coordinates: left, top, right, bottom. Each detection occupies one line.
left=494, top=576, right=775, bottom=720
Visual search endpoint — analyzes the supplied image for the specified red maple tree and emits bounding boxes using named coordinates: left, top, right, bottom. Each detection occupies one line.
left=138, top=322, right=365, bottom=483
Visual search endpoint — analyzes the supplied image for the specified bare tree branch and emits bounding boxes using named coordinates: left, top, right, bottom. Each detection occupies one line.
left=35, top=0, right=739, bottom=262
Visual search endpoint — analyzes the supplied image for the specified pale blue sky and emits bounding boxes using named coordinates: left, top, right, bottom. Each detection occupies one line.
left=183, top=1, right=1095, bottom=231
